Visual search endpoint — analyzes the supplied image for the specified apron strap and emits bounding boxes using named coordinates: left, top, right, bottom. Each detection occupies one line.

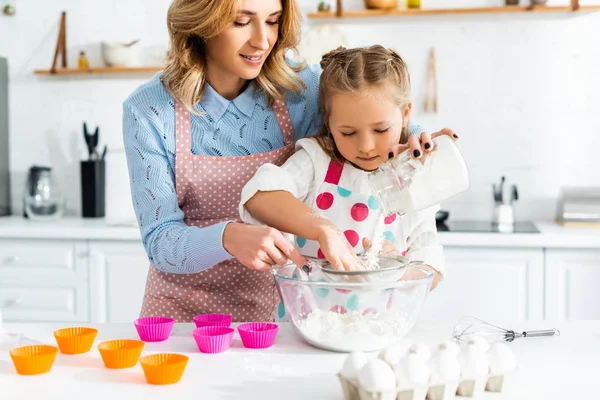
left=324, top=159, right=344, bottom=185
left=272, top=98, right=295, bottom=147
left=174, top=100, right=192, bottom=154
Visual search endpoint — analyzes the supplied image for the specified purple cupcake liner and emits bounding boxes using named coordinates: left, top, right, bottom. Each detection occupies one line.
left=134, top=316, right=175, bottom=342
left=193, top=313, right=233, bottom=328
left=192, top=326, right=234, bottom=354
left=237, top=322, right=279, bottom=349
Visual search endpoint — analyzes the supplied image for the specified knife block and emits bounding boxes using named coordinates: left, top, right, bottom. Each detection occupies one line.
left=81, top=160, right=105, bottom=218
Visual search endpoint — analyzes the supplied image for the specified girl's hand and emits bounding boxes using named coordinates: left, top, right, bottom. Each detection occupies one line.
left=389, top=127, right=459, bottom=160
left=401, top=264, right=441, bottom=291
left=316, top=224, right=362, bottom=272
left=363, top=238, right=441, bottom=290
left=362, top=238, right=402, bottom=256
left=223, top=222, right=307, bottom=272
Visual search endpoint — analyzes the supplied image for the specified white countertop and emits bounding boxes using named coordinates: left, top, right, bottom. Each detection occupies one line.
left=0, top=216, right=143, bottom=240
left=1, top=320, right=598, bottom=400
left=0, top=215, right=600, bottom=248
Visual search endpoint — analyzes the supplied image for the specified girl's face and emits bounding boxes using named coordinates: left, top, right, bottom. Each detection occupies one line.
left=204, top=0, right=281, bottom=83
left=328, top=86, right=412, bottom=171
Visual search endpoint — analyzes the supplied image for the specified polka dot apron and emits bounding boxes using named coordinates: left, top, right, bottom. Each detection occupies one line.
left=140, top=99, right=296, bottom=323
left=276, top=159, right=404, bottom=321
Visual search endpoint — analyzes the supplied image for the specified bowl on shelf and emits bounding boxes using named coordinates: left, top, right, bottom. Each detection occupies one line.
left=101, top=41, right=136, bottom=67
left=365, top=0, right=398, bottom=9
left=272, top=254, right=433, bottom=353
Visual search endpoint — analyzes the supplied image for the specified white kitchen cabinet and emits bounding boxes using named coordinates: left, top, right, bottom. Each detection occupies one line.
left=88, top=240, right=150, bottom=323
left=545, top=248, right=600, bottom=320
left=0, top=239, right=90, bottom=322
left=419, top=247, right=545, bottom=322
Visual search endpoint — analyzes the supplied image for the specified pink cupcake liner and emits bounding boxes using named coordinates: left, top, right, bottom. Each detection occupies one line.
left=134, top=316, right=175, bottom=342
left=193, top=313, right=233, bottom=328
left=192, top=326, right=234, bottom=354
left=237, top=322, right=279, bottom=349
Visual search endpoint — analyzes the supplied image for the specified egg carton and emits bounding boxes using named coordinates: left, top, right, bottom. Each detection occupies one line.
left=337, top=370, right=517, bottom=400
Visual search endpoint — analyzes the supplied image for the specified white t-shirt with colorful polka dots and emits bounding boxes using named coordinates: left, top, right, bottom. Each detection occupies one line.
left=239, top=138, right=446, bottom=277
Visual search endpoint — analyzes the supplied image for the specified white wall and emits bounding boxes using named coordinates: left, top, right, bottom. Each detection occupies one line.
left=1, top=0, right=599, bottom=223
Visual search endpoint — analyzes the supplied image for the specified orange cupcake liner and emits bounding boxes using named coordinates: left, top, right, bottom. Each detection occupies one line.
left=140, top=353, right=189, bottom=385
left=9, top=345, right=58, bottom=375
left=98, top=339, right=144, bottom=369
left=54, top=327, right=98, bottom=354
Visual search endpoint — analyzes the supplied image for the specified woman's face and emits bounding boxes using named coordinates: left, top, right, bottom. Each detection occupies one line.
left=205, top=0, right=282, bottom=83
left=328, top=86, right=411, bottom=172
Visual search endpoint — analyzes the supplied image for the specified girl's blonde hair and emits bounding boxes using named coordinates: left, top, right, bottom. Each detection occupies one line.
left=314, top=45, right=412, bottom=161
left=161, top=0, right=306, bottom=114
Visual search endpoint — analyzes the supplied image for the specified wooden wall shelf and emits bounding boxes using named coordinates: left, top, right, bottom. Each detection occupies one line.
left=307, top=5, right=600, bottom=18
left=34, top=66, right=163, bottom=76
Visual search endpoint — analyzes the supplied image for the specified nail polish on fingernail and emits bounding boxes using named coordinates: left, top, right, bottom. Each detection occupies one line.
left=388, top=151, right=394, bottom=159
left=302, top=264, right=312, bottom=274
left=453, top=134, right=459, bottom=138
left=413, top=149, right=421, bottom=158
left=424, top=143, right=431, bottom=150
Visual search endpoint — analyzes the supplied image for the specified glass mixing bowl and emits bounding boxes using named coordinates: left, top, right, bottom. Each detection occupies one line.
left=272, top=254, right=434, bottom=353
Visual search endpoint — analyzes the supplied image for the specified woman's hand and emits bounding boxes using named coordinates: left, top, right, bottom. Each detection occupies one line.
left=316, top=224, right=362, bottom=272
left=222, top=222, right=307, bottom=272
left=389, top=127, right=459, bottom=160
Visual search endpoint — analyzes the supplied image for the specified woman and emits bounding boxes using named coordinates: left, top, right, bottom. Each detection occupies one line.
left=122, top=0, right=454, bottom=322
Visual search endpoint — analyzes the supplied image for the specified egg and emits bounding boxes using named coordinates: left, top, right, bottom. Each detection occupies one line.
left=394, top=352, right=431, bottom=390
left=409, top=343, right=432, bottom=361
left=379, top=344, right=409, bottom=367
left=341, top=351, right=368, bottom=380
left=358, top=358, right=397, bottom=391
left=462, top=334, right=490, bottom=353
left=458, top=341, right=490, bottom=379
left=487, top=343, right=517, bottom=375
left=429, top=342, right=461, bottom=384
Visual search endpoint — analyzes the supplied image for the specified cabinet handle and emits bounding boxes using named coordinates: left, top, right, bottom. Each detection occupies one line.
left=3, top=296, right=22, bottom=308
left=1, top=256, right=20, bottom=265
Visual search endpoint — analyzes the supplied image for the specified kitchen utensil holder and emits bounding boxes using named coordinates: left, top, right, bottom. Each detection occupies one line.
left=81, top=160, right=105, bottom=218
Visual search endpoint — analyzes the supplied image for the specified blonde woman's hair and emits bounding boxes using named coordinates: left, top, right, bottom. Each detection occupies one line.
left=314, top=45, right=412, bottom=161
left=161, top=0, right=306, bottom=114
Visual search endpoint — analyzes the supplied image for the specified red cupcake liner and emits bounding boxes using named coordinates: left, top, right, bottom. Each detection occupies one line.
left=192, top=326, right=234, bottom=354
left=237, top=322, right=279, bottom=349
left=192, top=313, right=233, bottom=328
left=134, top=316, right=175, bottom=342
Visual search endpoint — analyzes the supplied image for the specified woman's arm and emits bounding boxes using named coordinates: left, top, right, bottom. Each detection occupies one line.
left=122, top=103, right=234, bottom=273
left=123, top=102, right=304, bottom=273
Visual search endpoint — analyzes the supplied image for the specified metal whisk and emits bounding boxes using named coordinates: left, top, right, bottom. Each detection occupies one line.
left=452, top=316, right=560, bottom=343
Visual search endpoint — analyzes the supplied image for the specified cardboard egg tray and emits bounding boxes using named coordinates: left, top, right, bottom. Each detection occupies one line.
left=338, top=369, right=517, bottom=400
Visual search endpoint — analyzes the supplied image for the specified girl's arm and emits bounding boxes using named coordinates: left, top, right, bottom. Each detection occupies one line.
left=239, top=147, right=360, bottom=271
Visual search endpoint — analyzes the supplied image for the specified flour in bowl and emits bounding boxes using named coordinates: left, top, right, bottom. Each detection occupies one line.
left=296, top=309, right=409, bottom=352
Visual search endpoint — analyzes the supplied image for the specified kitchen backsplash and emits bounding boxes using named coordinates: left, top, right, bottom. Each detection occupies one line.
left=1, top=0, right=599, bottom=223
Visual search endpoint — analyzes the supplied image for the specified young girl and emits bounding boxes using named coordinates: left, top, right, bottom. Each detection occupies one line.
left=239, top=45, right=453, bottom=292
